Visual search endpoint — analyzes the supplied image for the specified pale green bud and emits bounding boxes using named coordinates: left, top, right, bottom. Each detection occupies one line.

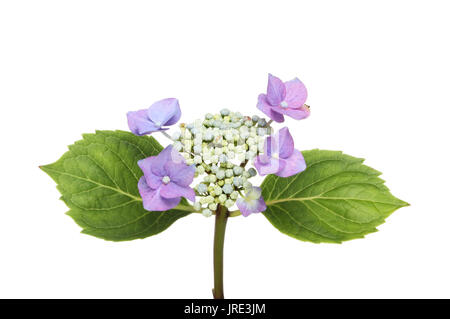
left=202, top=209, right=213, bottom=217
left=218, top=194, right=227, bottom=203
left=224, top=199, right=235, bottom=208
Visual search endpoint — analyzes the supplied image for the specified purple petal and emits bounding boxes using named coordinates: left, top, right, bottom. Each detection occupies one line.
left=165, top=161, right=195, bottom=187
left=266, top=74, right=286, bottom=106
left=275, top=105, right=310, bottom=120
left=259, top=136, right=275, bottom=163
left=138, top=156, right=160, bottom=180
left=256, top=94, right=285, bottom=123
left=127, top=110, right=161, bottom=136
left=147, top=98, right=181, bottom=127
left=276, top=127, right=294, bottom=159
left=253, top=156, right=286, bottom=176
left=236, top=187, right=267, bottom=217
left=142, top=166, right=162, bottom=189
left=159, top=182, right=196, bottom=202
left=138, top=177, right=180, bottom=211
left=283, top=78, right=307, bottom=108
left=276, top=149, right=307, bottom=177
left=150, top=145, right=175, bottom=176
left=236, top=197, right=267, bottom=217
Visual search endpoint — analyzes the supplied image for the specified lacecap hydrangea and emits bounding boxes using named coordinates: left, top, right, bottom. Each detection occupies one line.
left=126, top=73, right=309, bottom=217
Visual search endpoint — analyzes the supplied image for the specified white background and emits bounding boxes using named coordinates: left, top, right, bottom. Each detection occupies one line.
left=1, top=0, right=449, bottom=299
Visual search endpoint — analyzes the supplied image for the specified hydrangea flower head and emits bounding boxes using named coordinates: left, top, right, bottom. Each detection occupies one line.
left=169, top=109, right=271, bottom=216
left=127, top=98, right=181, bottom=136
left=254, top=127, right=306, bottom=177
left=137, top=145, right=195, bottom=211
left=236, top=186, right=266, bottom=217
left=257, top=74, right=309, bottom=123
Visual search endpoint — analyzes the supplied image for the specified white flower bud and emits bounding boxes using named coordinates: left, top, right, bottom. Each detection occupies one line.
left=237, top=153, right=246, bottom=163
left=214, top=185, right=223, bottom=195
left=233, top=177, right=242, bottom=187
left=223, top=183, right=233, bottom=194
left=210, top=164, right=219, bottom=173
left=208, top=203, right=218, bottom=211
left=193, top=145, right=202, bottom=154
left=225, top=132, right=234, bottom=141
left=197, top=183, right=208, bottom=194
left=235, top=145, right=244, bottom=154
left=218, top=154, right=228, bottom=163
left=233, top=166, right=243, bottom=176
left=224, top=199, right=235, bottom=208
left=218, top=194, right=227, bottom=203
left=194, top=155, right=202, bottom=164
left=257, top=128, right=267, bottom=136
left=196, top=166, right=205, bottom=175
left=245, top=151, right=255, bottom=160
left=202, top=209, right=213, bottom=217
left=184, top=140, right=193, bottom=151
left=216, top=169, right=226, bottom=180
left=193, top=202, right=202, bottom=211
left=194, top=137, right=202, bottom=145
left=230, top=191, right=239, bottom=200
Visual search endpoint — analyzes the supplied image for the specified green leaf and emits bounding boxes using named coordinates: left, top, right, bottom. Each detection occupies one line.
left=41, top=130, right=193, bottom=241
left=261, top=150, right=409, bottom=244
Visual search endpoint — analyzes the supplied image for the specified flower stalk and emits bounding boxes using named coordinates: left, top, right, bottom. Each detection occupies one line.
left=212, top=204, right=228, bottom=299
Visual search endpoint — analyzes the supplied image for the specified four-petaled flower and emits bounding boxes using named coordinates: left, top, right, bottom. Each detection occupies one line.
left=254, top=127, right=306, bottom=177
left=236, top=186, right=267, bottom=217
left=257, top=74, right=309, bottom=123
left=138, top=145, right=195, bottom=211
left=127, top=98, right=181, bottom=136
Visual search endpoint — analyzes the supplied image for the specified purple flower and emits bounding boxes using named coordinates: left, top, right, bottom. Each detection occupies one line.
left=253, top=127, right=306, bottom=177
left=236, top=187, right=267, bottom=217
left=137, top=145, right=195, bottom=211
left=257, top=74, right=309, bottom=123
left=127, top=98, right=181, bottom=136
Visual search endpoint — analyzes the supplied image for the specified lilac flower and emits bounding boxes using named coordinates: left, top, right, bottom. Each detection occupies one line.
left=127, top=98, right=181, bottom=136
left=137, top=145, right=195, bottom=211
left=253, top=127, right=306, bottom=177
left=257, top=74, right=309, bottom=123
left=236, top=187, right=267, bottom=217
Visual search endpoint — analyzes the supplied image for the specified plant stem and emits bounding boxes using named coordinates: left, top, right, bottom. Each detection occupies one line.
left=212, top=205, right=228, bottom=299
left=161, top=131, right=173, bottom=141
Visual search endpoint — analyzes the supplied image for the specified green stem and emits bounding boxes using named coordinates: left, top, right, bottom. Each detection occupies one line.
left=212, top=205, right=228, bottom=299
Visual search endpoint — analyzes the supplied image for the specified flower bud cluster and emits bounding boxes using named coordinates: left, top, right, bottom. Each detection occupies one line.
left=171, top=109, right=271, bottom=217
